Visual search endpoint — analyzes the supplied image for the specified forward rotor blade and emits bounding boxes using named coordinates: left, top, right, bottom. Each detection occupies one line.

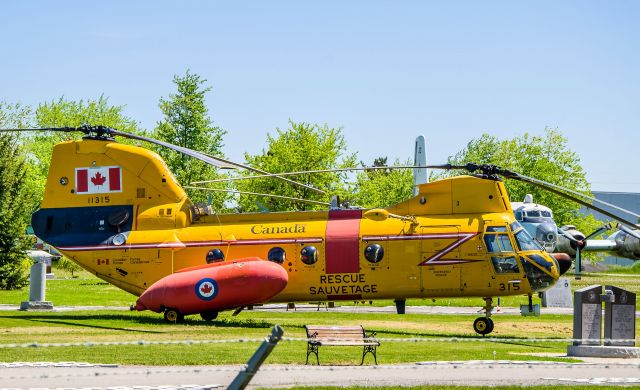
left=508, top=173, right=639, bottom=230
left=191, top=165, right=438, bottom=185
left=185, top=186, right=330, bottom=206
left=198, top=151, right=326, bottom=195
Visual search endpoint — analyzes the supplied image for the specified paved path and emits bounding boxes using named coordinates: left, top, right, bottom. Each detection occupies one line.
left=1, top=360, right=640, bottom=388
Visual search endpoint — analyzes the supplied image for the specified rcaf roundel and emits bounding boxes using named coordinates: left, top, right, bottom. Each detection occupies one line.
left=75, top=166, right=122, bottom=194
left=195, top=278, right=219, bottom=301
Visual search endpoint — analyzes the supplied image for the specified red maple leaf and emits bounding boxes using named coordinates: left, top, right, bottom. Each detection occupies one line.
left=91, top=172, right=107, bottom=186
left=200, top=283, right=213, bottom=294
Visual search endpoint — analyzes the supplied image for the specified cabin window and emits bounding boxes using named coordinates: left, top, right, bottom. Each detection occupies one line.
left=300, top=246, right=318, bottom=265
left=364, top=243, right=384, bottom=263
left=206, top=249, right=225, bottom=263
left=491, top=256, right=520, bottom=273
left=268, top=247, right=286, bottom=264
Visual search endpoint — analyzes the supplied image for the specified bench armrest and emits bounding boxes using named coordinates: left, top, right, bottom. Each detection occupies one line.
left=365, top=330, right=377, bottom=339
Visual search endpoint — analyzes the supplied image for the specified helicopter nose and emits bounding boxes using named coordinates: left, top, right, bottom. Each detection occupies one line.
left=551, top=253, right=572, bottom=275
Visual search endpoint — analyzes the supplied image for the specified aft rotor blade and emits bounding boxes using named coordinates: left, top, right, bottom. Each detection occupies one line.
left=184, top=186, right=330, bottom=206
left=0, top=127, right=78, bottom=134
left=112, top=129, right=325, bottom=194
left=1, top=126, right=323, bottom=194
left=107, top=129, right=237, bottom=169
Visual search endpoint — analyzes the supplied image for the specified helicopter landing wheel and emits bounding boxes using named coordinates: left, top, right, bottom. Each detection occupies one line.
left=473, top=317, right=494, bottom=335
left=200, top=310, right=218, bottom=322
left=164, top=308, right=184, bottom=323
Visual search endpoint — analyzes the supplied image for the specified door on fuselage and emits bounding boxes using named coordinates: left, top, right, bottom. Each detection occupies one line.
left=419, top=226, right=462, bottom=295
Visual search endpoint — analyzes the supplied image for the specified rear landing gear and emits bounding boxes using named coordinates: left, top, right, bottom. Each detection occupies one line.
left=473, top=297, right=495, bottom=335
left=164, top=308, right=184, bottom=323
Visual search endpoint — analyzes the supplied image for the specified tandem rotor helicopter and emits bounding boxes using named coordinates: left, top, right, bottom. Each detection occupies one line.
left=4, top=125, right=638, bottom=335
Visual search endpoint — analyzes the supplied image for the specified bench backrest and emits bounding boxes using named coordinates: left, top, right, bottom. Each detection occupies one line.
left=305, top=325, right=366, bottom=341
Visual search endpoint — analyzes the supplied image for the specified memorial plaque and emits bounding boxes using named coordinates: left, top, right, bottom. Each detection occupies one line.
left=573, top=285, right=602, bottom=346
left=541, top=277, right=572, bottom=308
left=581, top=303, right=601, bottom=344
left=604, top=285, right=636, bottom=347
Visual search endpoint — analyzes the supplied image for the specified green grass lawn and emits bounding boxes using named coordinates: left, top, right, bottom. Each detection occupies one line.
left=0, top=266, right=637, bottom=366
left=2, top=307, right=630, bottom=365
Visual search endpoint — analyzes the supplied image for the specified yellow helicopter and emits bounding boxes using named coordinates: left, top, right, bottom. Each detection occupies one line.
left=6, top=125, right=636, bottom=335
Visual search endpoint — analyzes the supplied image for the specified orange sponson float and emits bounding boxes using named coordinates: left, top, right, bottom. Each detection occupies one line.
left=133, top=258, right=288, bottom=316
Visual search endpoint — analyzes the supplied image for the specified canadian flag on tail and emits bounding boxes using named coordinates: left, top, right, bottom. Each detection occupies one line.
left=75, top=166, right=122, bottom=194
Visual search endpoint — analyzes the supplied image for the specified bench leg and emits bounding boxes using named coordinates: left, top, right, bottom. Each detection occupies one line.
left=306, top=343, right=320, bottom=365
left=361, top=345, right=377, bottom=365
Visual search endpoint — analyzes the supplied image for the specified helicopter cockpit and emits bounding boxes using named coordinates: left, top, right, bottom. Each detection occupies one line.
left=484, top=221, right=560, bottom=292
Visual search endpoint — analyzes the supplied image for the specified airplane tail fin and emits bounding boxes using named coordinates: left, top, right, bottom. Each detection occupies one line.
left=413, top=135, right=428, bottom=196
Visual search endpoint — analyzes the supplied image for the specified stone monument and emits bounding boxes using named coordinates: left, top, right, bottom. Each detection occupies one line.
left=567, top=284, right=639, bottom=358
left=604, top=285, right=635, bottom=347
left=572, top=285, right=602, bottom=346
left=19, top=256, right=53, bottom=311
left=541, top=277, right=572, bottom=308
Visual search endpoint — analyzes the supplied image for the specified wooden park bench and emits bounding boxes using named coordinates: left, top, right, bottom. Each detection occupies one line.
left=304, top=325, right=380, bottom=365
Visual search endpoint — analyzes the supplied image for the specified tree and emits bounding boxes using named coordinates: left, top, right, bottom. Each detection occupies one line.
left=237, top=121, right=357, bottom=212
left=0, top=134, right=37, bottom=289
left=153, top=70, right=228, bottom=207
left=442, top=128, right=602, bottom=236
left=352, top=157, right=414, bottom=208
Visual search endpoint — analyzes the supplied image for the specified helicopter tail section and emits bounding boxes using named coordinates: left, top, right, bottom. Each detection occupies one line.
left=32, top=139, right=192, bottom=252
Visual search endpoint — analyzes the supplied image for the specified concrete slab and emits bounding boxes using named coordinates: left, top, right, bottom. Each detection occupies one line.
left=568, top=345, right=640, bottom=358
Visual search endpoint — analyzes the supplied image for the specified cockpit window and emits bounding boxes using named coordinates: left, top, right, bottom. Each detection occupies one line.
left=491, top=256, right=520, bottom=273
left=510, top=221, right=523, bottom=232
left=514, top=211, right=523, bottom=221
left=541, top=210, right=552, bottom=218
left=486, top=226, right=507, bottom=233
left=514, top=229, right=543, bottom=251
left=526, top=210, right=541, bottom=217
left=484, top=233, right=514, bottom=253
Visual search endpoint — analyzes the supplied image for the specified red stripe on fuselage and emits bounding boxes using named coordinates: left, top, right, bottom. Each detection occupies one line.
left=325, top=209, right=362, bottom=274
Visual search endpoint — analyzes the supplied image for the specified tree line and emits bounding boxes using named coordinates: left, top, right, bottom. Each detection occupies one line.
left=0, top=70, right=599, bottom=289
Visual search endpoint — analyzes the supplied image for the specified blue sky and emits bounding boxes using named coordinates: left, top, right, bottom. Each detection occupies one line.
left=2, top=1, right=639, bottom=192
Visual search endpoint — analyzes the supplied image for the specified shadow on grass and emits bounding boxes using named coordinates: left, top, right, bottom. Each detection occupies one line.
left=23, top=318, right=166, bottom=333
left=206, top=317, right=273, bottom=329
left=2, top=311, right=274, bottom=330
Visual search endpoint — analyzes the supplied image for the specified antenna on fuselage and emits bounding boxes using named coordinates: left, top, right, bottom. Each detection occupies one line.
left=413, top=135, right=427, bottom=196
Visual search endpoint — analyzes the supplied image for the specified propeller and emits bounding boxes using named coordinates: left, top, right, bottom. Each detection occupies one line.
left=0, top=125, right=324, bottom=195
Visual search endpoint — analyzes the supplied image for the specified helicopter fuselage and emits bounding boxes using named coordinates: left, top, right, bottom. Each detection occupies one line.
left=32, top=139, right=561, bottom=306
